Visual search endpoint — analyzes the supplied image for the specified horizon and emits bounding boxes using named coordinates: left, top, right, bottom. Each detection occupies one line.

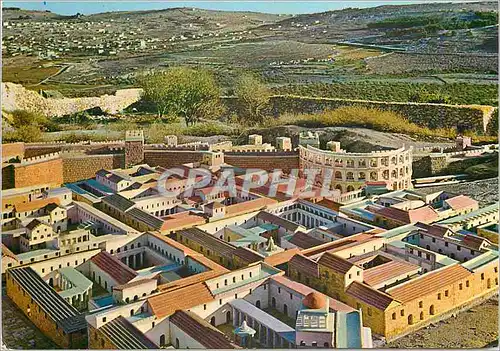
left=2, top=0, right=488, bottom=16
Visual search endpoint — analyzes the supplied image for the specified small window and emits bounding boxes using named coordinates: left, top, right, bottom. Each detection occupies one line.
left=481, top=273, right=485, bottom=280
left=102, top=317, right=107, bottom=322
left=419, top=301, right=423, bottom=308
left=400, top=309, right=405, bottom=317
left=459, top=283, right=463, bottom=290
left=392, top=312, right=396, bottom=320
left=466, top=280, right=470, bottom=288
left=445, top=242, right=449, bottom=247
left=445, top=290, right=449, bottom=297
left=437, top=293, right=441, bottom=300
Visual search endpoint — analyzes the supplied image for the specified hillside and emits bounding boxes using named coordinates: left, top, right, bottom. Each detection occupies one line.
left=2, top=2, right=498, bottom=96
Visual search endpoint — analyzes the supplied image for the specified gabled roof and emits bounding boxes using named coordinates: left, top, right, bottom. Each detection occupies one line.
left=376, top=205, right=439, bottom=224
left=444, top=195, right=478, bottom=210
left=148, top=282, right=214, bottom=318
left=288, top=231, right=323, bottom=249
left=346, top=281, right=397, bottom=311
left=90, top=251, right=137, bottom=285
left=264, top=248, right=301, bottom=267
left=462, top=234, right=491, bottom=251
left=99, top=316, right=158, bottom=349
left=170, top=310, right=240, bottom=349
left=363, top=260, right=421, bottom=287
left=289, top=254, right=319, bottom=278
left=232, top=247, right=264, bottom=264
left=205, top=201, right=226, bottom=209
left=387, top=264, right=471, bottom=303
left=8, top=267, right=86, bottom=333
left=25, top=218, right=47, bottom=230
left=102, top=194, right=135, bottom=212
left=317, top=252, right=356, bottom=275
left=127, top=208, right=163, bottom=229
left=414, top=222, right=451, bottom=238
left=256, top=211, right=301, bottom=232
left=14, top=198, right=61, bottom=213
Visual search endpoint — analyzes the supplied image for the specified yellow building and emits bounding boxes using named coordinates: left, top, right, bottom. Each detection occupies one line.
left=289, top=250, right=499, bottom=340
left=6, top=267, right=87, bottom=348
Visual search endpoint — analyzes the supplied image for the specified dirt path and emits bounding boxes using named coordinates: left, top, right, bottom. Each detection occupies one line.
left=385, top=296, right=498, bottom=348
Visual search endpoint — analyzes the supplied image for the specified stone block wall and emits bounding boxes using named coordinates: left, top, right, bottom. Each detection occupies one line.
left=11, top=158, right=64, bottom=189
left=2, top=82, right=141, bottom=117
left=144, top=150, right=205, bottom=168
left=223, top=96, right=494, bottom=132
left=62, top=154, right=124, bottom=183
left=2, top=142, right=24, bottom=161
left=224, top=152, right=300, bottom=173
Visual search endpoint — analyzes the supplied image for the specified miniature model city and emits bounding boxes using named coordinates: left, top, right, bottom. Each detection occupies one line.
left=2, top=131, right=498, bottom=349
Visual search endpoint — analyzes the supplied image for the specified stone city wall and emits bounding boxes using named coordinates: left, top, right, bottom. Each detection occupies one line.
left=62, top=153, right=125, bottom=183
left=223, top=96, right=495, bottom=133
left=2, top=82, right=142, bottom=117
left=9, top=156, right=64, bottom=189
left=143, top=150, right=205, bottom=169
left=2, top=142, right=24, bottom=161
left=224, top=151, right=300, bottom=173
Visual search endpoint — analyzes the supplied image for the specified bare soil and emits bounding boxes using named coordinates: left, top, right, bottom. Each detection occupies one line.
left=385, top=296, right=499, bottom=349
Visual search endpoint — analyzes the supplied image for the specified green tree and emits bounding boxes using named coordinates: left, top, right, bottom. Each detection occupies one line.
left=234, top=74, right=271, bottom=125
left=139, top=67, right=223, bottom=125
left=9, top=110, right=48, bottom=142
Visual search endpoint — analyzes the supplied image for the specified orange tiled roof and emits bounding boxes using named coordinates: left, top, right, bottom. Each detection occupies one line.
left=376, top=205, right=439, bottom=224
left=363, top=260, right=421, bottom=287
left=224, top=197, right=277, bottom=217
left=264, top=248, right=301, bottom=267
left=14, top=198, right=61, bottom=213
left=387, top=264, right=472, bottom=303
left=160, top=212, right=206, bottom=232
left=317, top=252, right=355, bottom=274
left=148, top=282, right=214, bottom=318
left=346, top=281, right=397, bottom=311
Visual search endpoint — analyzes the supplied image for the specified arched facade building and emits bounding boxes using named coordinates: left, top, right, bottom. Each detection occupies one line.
left=299, top=144, right=413, bottom=193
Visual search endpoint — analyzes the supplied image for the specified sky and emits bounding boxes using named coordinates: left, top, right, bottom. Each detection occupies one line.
left=2, top=0, right=480, bottom=16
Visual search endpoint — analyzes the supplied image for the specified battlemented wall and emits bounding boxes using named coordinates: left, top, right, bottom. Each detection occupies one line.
left=10, top=154, right=64, bottom=189
left=62, top=153, right=125, bottom=183
left=143, top=150, right=205, bottom=168
left=223, top=96, right=495, bottom=133
left=2, top=82, right=142, bottom=117
left=2, top=142, right=24, bottom=161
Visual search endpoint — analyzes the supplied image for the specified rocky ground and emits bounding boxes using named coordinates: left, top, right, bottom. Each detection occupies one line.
left=417, top=177, right=498, bottom=206
left=2, top=288, right=58, bottom=349
left=385, top=295, right=499, bottom=348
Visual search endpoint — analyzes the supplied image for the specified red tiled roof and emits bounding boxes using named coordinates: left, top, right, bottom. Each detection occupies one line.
left=288, top=232, right=324, bottom=249
left=317, top=252, right=355, bottom=274
left=462, top=234, right=490, bottom=251
left=302, top=232, right=376, bottom=257
left=415, top=222, right=451, bottom=238
left=444, top=195, right=478, bottom=211
left=387, top=265, right=472, bottom=303
left=170, top=310, right=240, bottom=349
left=289, top=254, right=319, bottom=278
left=90, top=251, right=137, bottom=285
left=264, top=248, right=301, bottom=267
left=148, top=282, right=214, bottom=318
left=363, top=260, right=421, bottom=287
left=346, top=281, right=397, bottom=311
left=376, top=205, right=439, bottom=224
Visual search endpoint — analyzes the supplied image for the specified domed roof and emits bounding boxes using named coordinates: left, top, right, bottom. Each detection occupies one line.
left=302, top=292, right=327, bottom=310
